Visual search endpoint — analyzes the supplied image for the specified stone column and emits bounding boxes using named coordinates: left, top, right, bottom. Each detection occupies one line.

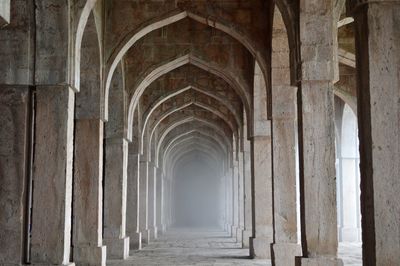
left=270, top=86, right=302, bottom=266
left=162, top=177, right=168, bottom=231
left=163, top=178, right=170, bottom=230
left=30, top=86, right=75, bottom=265
left=104, top=137, right=130, bottom=259
left=296, top=2, right=341, bottom=264
left=126, top=149, right=141, bottom=250
left=237, top=152, right=244, bottom=244
left=0, top=86, right=31, bottom=265
left=139, top=159, right=150, bottom=244
left=231, top=163, right=239, bottom=239
left=147, top=162, right=157, bottom=240
left=225, top=172, right=233, bottom=235
left=242, top=141, right=252, bottom=247
left=350, top=2, right=400, bottom=264
left=169, top=178, right=174, bottom=228
left=296, top=81, right=342, bottom=266
left=161, top=172, right=167, bottom=232
left=156, top=168, right=163, bottom=235
left=218, top=174, right=226, bottom=228
left=73, top=119, right=106, bottom=265
left=223, top=174, right=230, bottom=233
left=249, top=128, right=274, bottom=259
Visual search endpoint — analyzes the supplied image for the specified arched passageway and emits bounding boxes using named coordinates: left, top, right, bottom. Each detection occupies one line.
left=0, top=1, right=399, bottom=266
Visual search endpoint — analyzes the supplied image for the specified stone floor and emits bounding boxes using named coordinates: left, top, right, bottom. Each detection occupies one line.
left=339, top=242, right=363, bottom=266
left=108, top=228, right=362, bottom=266
left=108, top=228, right=270, bottom=265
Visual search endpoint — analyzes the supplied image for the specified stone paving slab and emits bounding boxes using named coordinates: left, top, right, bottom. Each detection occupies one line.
left=339, top=242, right=362, bottom=266
left=108, top=229, right=362, bottom=266
left=107, top=229, right=270, bottom=266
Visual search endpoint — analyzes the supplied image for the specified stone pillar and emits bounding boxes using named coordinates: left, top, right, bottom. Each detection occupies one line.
left=223, top=174, right=229, bottom=232
left=162, top=177, right=168, bottom=231
left=296, top=2, right=342, bottom=264
left=242, top=141, right=252, bottom=247
left=350, top=2, right=400, bottom=264
left=163, top=178, right=170, bottom=230
left=104, top=137, right=130, bottom=259
left=249, top=129, right=274, bottom=259
left=165, top=178, right=173, bottom=228
left=270, top=86, right=302, bottom=266
left=139, top=160, right=150, bottom=244
left=73, top=119, right=106, bottom=265
left=296, top=81, right=342, bottom=266
left=218, top=174, right=226, bottom=228
left=225, top=172, right=233, bottom=235
left=161, top=173, right=167, bottom=232
left=231, top=163, right=239, bottom=238
left=237, top=152, right=244, bottom=244
left=126, top=150, right=141, bottom=250
left=156, top=168, right=163, bottom=235
left=147, top=162, right=157, bottom=240
left=30, top=86, right=75, bottom=265
left=0, top=86, right=31, bottom=265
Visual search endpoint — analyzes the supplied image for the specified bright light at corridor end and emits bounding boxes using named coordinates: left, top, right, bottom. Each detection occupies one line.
left=172, top=152, right=224, bottom=229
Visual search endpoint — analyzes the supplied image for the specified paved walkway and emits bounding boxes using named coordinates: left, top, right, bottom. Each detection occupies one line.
left=339, top=242, right=362, bottom=266
left=108, top=228, right=270, bottom=266
left=108, top=229, right=362, bottom=266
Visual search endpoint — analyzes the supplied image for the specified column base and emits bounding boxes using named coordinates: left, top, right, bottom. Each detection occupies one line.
left=236, top=227, right=243, bottom=244
left=272, top=243, right=302, bottom=266
left=249, top=237, right=272, bottom=259
left=103, top=237, right=129, bottom=260
left=295, top=257, right=343, bottom=266
left=74, top=245, right=106, bottom=266
left=129, top=232, right=142, bottom=250
left=141, top=229, right=151, bottom=245
left=242, top=229, right=252, bottom=247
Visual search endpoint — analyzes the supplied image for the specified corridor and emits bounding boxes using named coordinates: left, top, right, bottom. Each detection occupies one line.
left=108, top=229, right=270, bottom=266
left=1, top=1, right=399, bottom=265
